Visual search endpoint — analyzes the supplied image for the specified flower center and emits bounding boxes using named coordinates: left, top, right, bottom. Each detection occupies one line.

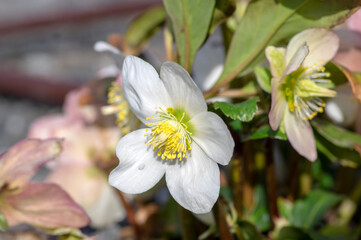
left=145, top=107, right=193, bottom=161
left=281, top=63, right=336, bottom=121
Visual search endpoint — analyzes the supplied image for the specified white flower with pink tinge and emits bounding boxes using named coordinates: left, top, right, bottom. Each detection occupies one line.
left=266, top=28, right=339, bottom=161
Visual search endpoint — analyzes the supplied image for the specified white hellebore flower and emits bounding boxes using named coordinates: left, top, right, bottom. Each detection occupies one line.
left=266, top=28, right=339, bottom=161
left=109, top=56, right=234, bottom=214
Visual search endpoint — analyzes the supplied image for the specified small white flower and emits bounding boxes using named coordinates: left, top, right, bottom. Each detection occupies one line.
left=109, top=56, right=234, bottom=214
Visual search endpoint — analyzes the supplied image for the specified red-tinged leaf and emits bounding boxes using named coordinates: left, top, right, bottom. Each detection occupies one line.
left=350, top=72, right=361, bottom=103
left=0, top=139, right=62, bottom=189
left=0, top=183, right=90, bottom=229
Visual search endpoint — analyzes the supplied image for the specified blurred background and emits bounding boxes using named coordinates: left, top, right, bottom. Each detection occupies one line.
left=0, top=0, right=164, bottom=153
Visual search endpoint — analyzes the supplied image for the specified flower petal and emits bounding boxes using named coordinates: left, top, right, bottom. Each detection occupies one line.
left=165, top=144, right=220, bottom=214
left=94, top=41, right=125, bottom=69
left=122, top=56, right=172, bottom=123
left=0, top=139, right=62, bottom=189
left=46, top=164, right=104, bottom=210
left=284, top=110, right=317, bottom=161
left=87, top=183, right=126, bottom=228
left=286, top=28, right=339, bottom=68
left=284, top=43, right=309, bottom=76
left=109, top=129, right=166, bottom=194
left=190, top=112, right=234, bottom=165
left=0, top=183, right=89, bottom=229
left=269, top=77, right=287, bottom=130
left=265, top=46, right=286, bottom=78
left=160, top=62, right=207, bottom=117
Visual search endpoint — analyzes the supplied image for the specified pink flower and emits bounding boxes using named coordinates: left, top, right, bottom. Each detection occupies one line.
left=0, top=139, right=89, bottom=231
left=28, top=87, right=125, bottom=228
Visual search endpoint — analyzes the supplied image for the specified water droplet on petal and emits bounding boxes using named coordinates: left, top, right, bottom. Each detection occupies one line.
left=138, top=164, right=145, bottom=170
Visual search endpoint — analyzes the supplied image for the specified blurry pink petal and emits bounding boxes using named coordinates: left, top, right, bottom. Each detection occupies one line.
left=116, top=75, right=123, bottom=85
left=348, top=9, right=361, bottom=33
left=284, top=110, right=317, bottom=161
left=63, top=87, right=97, bottom=124
left=0, top=183, right=89, bottom=229
left=334, top=48, right=361, bottom=72
left=0, top=139, right=62, bottom=189
left=28, top=114, right=73, bottom=139
left=86, top=183, right=126, bottom=228
left=46, top=164, right=104, bottom=210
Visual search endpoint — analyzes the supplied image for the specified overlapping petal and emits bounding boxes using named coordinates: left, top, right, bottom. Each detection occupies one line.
left=109, top=129, right=166, bottom=194
left=0, top=139, right=62, bottom=189
left=165, top=144, right=220, bottom=214
left=284, top=43, right=309, bottom=76
left=190, top=112, right=234, bottom=165
left=160, top=62, right=207, bottom=117
left=122, top=56, right=172, bottom=124
left=286, top=28, right=339, bottom=68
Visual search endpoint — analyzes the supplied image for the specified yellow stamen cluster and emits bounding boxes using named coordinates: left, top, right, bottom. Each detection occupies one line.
left=282, top=62, right=336, bottom=121
left=145, top=107, right=192, bottom=161
left=102, top=81, right=140, bottom=134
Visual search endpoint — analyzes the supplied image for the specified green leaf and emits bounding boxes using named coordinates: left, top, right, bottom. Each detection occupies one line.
left=248, top=185, right=271, bottom=232
left=350, top=72, right=361, bottom=102
left=308, top=231, right=352, bottom=240
left=234, top=220, right=264, bottom=240
left=0, top=213, right=8, bottom=231
left=290, top=190, right=343, bottom=229
left=315, top=131, right=361, bottom=167
left=163, top=0, right=216, bottom=70
left=319, top=225, right=361, bottom=240
left=209, top=0, right=236, bottom=34
left=278, top=226, right=313, bottom=240
left=124, top=7, right=166, bottom=53
left=324, top=62, right=349, bottom=86
left=243, top=124, right=287, bottom=141
left=214, top=97, right=259, bottom=122
left=220, top=186, right=233, bottom=202
left=217, top=0, right=361, bottom=85
left=254, top=66, right=272, bottom=93
left=312, top=119, right=361, bottom=149
left=230, top=120, right=243, bottom=131
left=277, top=198, right=294, bottom=222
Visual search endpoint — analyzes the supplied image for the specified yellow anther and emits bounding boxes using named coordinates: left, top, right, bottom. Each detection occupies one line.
left=167, top=107, right=175, bottom=114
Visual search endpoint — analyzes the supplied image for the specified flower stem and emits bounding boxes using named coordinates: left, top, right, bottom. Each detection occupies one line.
left=288, top=148, right=300, bottom=201
left=265, top=139, right=279, bottom=229
left=243, top=141, right=254, bottom=213
left=212, top=198, right=234, bottom=240
left=116, top=190, right=142, bottom=240
left=179, top=207, right=197, bottom=240
left=231, top=156, right=244, bottom=217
